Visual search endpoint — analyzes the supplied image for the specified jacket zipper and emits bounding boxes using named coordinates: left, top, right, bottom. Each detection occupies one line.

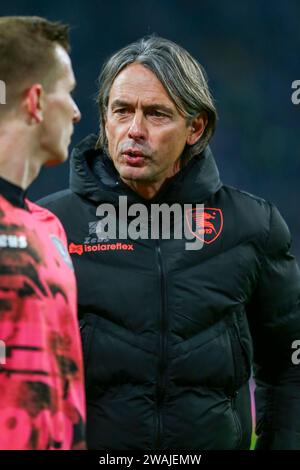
left=154, top=239, right=168, bottom=449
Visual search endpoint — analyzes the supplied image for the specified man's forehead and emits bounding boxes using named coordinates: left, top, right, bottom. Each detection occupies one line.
left=53, top=44, right=75, bottom=84
left=109, top=63, right=174, bottom=106
left=54, top=44, right=72, bottom=68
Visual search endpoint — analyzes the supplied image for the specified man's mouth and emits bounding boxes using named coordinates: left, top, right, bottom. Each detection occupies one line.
left=122, top=149, right=148, bottom=166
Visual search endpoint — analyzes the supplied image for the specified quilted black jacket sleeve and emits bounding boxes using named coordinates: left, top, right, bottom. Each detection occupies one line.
left=247, top=204, right=300, bottom=449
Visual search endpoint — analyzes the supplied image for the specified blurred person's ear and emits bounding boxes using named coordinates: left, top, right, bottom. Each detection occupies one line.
left=24, top=84, right=44, bottom=124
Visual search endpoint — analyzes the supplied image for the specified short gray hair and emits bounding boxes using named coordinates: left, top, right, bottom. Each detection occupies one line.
left=96, top=35, right=217, bottom=160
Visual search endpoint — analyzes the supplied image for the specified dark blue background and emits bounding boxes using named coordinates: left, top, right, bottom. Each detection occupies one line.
left=2, top=0, right=300, bottom=259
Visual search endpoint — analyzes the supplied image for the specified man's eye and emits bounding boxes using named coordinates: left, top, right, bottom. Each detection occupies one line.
left=149, top=110, right=166, bottom=117
left=115, top=108, right=128, bottom=115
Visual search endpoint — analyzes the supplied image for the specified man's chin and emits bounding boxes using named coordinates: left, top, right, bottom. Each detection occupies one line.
left=119, top=166, right=150, bottom=182
left=44, top=151, right=68, bottom=167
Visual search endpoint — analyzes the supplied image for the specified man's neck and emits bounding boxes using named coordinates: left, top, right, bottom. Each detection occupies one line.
left=122, top=179, right=166, bottom=200
left=120, top=161, right=182, bottom=200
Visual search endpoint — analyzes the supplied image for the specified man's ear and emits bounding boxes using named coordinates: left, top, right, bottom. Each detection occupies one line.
left=24, top=84, right=44, bottom=124
left=186, top=112, right=208, bottom=146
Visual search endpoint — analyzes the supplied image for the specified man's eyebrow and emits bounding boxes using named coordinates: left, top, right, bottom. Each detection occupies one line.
left=110, top=99, right=130, bottom=109
left=110, top=99, right=174, bottom=114
left=144, top=103, right=174, bottom=114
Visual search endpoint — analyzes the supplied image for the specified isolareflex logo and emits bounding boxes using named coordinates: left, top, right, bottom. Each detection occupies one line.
left=69, top=242, right=134, bottom=255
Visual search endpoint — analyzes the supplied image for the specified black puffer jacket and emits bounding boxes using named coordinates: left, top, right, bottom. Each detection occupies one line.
left=38, top=135, right=300, bottom=450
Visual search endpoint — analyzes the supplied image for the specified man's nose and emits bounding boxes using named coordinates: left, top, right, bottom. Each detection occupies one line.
left=128, top=112, right=147, bottom=140
left=73, top=101, right=81, bottom=124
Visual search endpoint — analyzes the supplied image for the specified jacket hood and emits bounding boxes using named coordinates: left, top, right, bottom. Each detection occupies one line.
left=69, top=134, right=222, bottom=205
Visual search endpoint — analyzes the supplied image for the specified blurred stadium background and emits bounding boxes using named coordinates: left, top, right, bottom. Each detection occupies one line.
left=2, top=0, right=299, bottom=261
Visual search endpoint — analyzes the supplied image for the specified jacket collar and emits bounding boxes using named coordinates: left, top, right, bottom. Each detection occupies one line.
left=70, top=134, right=222, bottom=204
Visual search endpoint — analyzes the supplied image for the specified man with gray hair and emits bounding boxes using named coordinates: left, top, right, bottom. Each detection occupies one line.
left=39, top=36, right=300, bottom=450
